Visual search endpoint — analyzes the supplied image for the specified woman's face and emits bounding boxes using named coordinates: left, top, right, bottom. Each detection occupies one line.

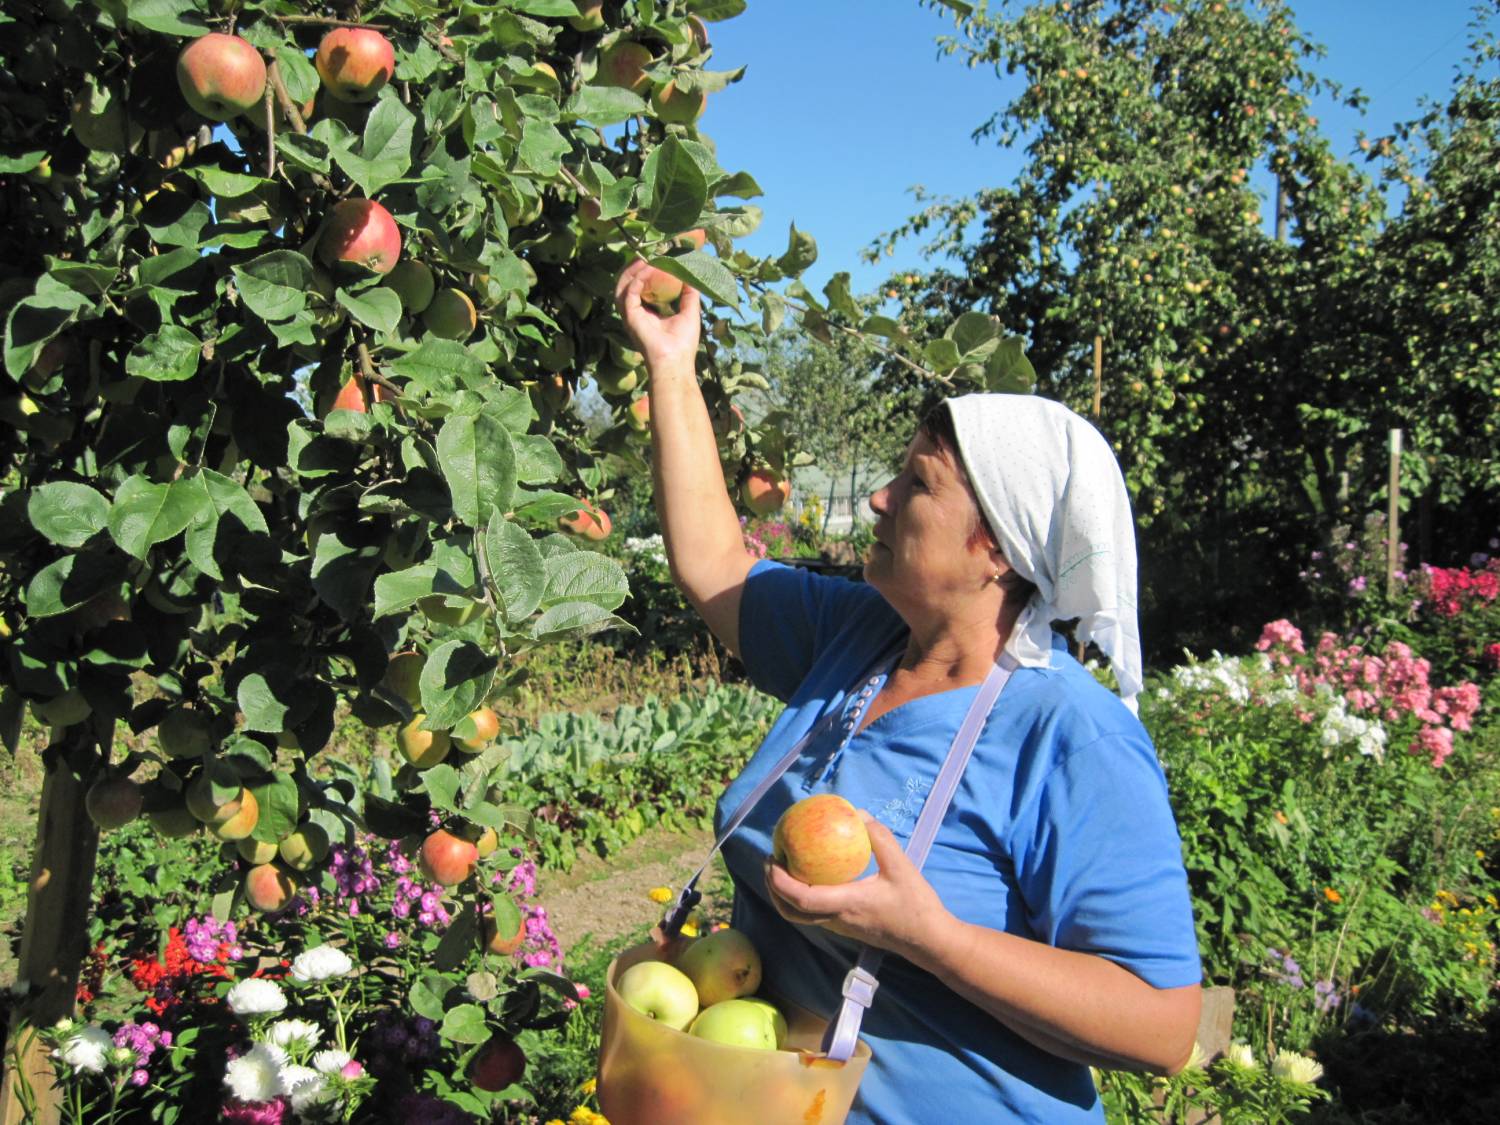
left=864, top=430, right=996, bottom=612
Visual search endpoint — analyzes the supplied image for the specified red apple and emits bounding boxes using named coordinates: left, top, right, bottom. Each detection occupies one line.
left=177, top=33, right=268, bottom=122
left=419, top=828, right=478, bottom=886
left=244, top=863, right=297, bottom=913
left=468, top=1034, right=526, bottom=1092
left=330, top=374, right=368, bottom=414
left=558, top=498, right=611, bottom=540
left=627, top=394, right=650, bottom=432
left=598, top=41, right=652, bottom=93
left=482, top=895, right=526, bottom=954
left=454, top=706, right=500, bottom=753
left=318, top=198, right=401, bottom=274
left=315, top=28, right=396, bottom=104
left=741, top=468, right=790, bottom=516
left=637, top=266, right=684, bottom=314
left=772, top=794, right=871, bottom=885
left=85, top=776, right=143, bottom=830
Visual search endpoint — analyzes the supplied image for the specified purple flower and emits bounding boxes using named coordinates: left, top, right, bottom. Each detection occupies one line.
left=383, top=932, right=402, bottom=950
left=220, top=1097, right=289, bottom=1125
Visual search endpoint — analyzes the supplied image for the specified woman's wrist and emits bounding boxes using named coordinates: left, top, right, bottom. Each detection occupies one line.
left=645, top=354, right=697, bottom=383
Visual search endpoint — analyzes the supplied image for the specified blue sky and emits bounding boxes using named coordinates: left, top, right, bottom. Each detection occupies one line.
left=698, top=1, right=1485, bottom=296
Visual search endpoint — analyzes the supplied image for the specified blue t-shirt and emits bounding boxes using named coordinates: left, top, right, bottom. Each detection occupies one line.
left=717, top=560, right=1201, bottom=1125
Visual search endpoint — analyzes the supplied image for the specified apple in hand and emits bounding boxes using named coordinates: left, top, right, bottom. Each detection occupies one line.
left=315, top=28, right=395, bottom=104
left=688, top=998, right=780, bottom=1050
left=772, top=793, right=872, bottom=885
left=675, top=927, right=761, bottom=1007
left=177, top=33, right=267, bottom=121
left=617, top=960, right=698, bottom=1030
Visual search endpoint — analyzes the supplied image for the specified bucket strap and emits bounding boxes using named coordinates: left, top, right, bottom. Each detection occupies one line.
left=820, top=653, right=1017, bottom=1062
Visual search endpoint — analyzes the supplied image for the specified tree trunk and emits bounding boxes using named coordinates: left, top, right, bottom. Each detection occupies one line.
left=0, top=740, right=102, bottom=1125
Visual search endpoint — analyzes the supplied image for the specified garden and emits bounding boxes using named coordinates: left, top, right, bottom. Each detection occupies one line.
left=2, top=0, right=1498, bottom=1123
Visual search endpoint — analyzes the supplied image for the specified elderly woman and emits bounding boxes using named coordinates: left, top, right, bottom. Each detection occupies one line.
left=615, top=260, right=1201, bottom=1124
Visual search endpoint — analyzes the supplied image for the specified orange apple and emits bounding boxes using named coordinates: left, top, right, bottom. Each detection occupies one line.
left=637, top=265, right=683, bottom=314
left=454, top=706, right=500, bottom=752
left=244, top=863, right=296, bottom=913
left=396, top=715, right=451, bottom=769
left=558, top=498, right=611, bottom=540
left=772, top=794, right=871, bottom=885
left=651, top=80, right=706, bottom=124
left=741, top=468, right=790, bottom=516
left=627, top=394, right=650, bottom=432
left=318, top=198, right=401, bottom=274
left=419, top=828, right=478, bottom=886
left=315, top=28, right=395, bottom=103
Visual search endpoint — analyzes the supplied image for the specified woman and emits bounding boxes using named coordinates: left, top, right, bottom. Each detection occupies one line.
left=615, top=260, right=1202, bottom=1123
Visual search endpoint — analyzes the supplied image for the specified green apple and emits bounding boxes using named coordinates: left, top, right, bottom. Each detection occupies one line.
left=617, top=960, right=698, bottom=1031
left=688, top=998, right=780, bottom=1050
left=740, top=997, right=788, bottom=1049
left=157, top=707, right=213, bottom=758
left=675, top=927, right=761, bottom=1007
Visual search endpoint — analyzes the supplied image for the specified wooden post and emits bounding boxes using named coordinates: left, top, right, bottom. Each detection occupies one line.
left=1387, top=428, right=1402, bottom=600
left=1091, top=334, right=1103, bottom=419
left=0, top=750, right=102, bottom=1125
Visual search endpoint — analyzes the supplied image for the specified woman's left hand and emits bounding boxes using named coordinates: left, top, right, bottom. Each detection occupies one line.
left=763, top=811, right=953, bottom=961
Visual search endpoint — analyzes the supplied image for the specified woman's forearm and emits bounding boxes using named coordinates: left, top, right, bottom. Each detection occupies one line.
left=900, top=915, right=1201, bottom=1074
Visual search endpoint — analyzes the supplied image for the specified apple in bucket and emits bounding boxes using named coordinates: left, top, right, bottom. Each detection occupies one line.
left=674, top=927, right=761, bottom=1007
left=617, top=959, right=698, bottom=1031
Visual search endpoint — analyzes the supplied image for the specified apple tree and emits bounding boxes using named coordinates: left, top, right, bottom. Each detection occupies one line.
left=0, top=0, right=828, bottom=1100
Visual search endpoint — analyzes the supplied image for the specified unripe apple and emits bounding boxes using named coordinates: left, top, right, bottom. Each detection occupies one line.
left=689, top=998, right=781, bottom=1050
left=318, top=198, right=401, bottom=275
left=535, top=332, right=575, bottom=372
left=418, top=595, right=481, bottom=627
left=383, top=259, right=436, bottom=314
left=468, top=1034, right=526, bottom=1093
left=687, top=15, right=711, bottom=51
left=147, top=802, right=200, bottom=839
left=397, top=715, right=451, bottom=769
left=278, top=822, right=331, bottom=871
left=418, top=828, right=478, bottom=886
left=675, top=927, right=761, bottom=1007
left=616, top=960, right=698, bottom=1030
left=651, top=80, right=706, bottom=125
left=69, top=85, right=139, bottom=154
left=454, top=706, right=500, bottom=753
left=558, top=498, right=611, bottom=540
left=244, top=863, right=297, bottom=913
left=593, top=361, right=639, bottom=396
left=674, top=228, right=708, bottom=251
left=598, top=41, right=652, bottom=93
left=382, top=651, right=424, bottom=706
left=422, top=288, right=478, bottom=340
left=177, top=33, right=268, bottom=122
left=637, top=266, right=684, bottom=314
left=741, top=468, right=790, bottom=516
left=157, top=708, right=213, bottom=758
left=772, top=794, right=871, bottom=885
left=85, top=776, right=144, bottom=830
left=237, top=837, right=279, bottom=865
left=627, top=394, right=650, bottom=432
left=315, top=28, right=396, bottom=104
left=568, top=0, right=606, bottom=31
left=539, top=373, right=573, bottom=412
left=211, top=793, right=260, bottom=842
left=475, top=826, right=500, bottom=858
left=33, top=688, right=91, bottom=728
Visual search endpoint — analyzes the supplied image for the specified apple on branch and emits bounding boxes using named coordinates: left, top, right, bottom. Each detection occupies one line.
left=419, top=828, right=478, bottom=886
left=559, top=498, right=611, bottom=540
left=177, top=33, right=267, bottom=122
left=318, top=198, right=402, bottom=275
left=741, top=467, right=791, bottom=516
left=315, top=28, right=396, bottom=104
left=468, top=1035, right=526, bottom=1092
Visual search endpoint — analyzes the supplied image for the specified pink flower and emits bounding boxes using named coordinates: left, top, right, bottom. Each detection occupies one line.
left=1411, top=725, right=1454, bottom=768
left=1256, top=619, right=1306, bottom=654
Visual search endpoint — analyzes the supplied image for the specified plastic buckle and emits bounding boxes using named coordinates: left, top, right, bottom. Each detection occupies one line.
left=839, top=965, right=880, bottom=1010
left=660, top=883, right=702, bottom=938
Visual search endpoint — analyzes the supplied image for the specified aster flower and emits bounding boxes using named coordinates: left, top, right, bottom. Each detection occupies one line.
left=224, top=1043, right=287, bottom=1102
left=55, top=1025, right=113, bottom=1074
left=227, top=978, right=288, bottom=1018
left=312, top=1049, right=352, bottom=1075
left=1222, top=1041, right=1257, bottom=1070
left=1271, top=1048, right=1324, bottom=1086
left=280, top=1064, right=328, bottom=1114
left=266, top=1018, right=322, bottom=1054
left=290, top=946, right=353, bottom=983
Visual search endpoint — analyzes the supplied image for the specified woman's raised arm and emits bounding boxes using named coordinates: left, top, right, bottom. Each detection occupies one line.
left=615, top=260, right=755, bottom=657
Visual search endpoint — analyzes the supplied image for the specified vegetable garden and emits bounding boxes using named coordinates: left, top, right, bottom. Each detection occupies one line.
left=1, top=0, right=1497, bottom=1122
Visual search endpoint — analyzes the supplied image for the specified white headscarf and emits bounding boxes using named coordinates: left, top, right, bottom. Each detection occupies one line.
left=946, top=394, right=1143, bottom=712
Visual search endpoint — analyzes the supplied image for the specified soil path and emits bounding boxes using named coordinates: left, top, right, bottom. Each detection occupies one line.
left=536, top=825, right=737, bottom=957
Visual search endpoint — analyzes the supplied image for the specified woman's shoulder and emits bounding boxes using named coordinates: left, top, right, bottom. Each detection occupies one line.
left=1003, top=642, right=1155, bottom=761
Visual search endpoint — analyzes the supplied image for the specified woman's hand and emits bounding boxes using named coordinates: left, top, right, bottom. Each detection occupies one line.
left=763, top=811, right=953, bottom=961
left=614, top=257, right=701, bottom=372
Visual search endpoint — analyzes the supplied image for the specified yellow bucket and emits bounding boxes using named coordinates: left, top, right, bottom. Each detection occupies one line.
left=596, top=942, right=872, bottom=1125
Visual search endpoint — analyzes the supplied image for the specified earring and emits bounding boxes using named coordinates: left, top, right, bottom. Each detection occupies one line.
left=991, top=572, right=1004, bottom=584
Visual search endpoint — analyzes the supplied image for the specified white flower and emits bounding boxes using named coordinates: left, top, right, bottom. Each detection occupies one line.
left=223, top=1043, right=286, bottom=1102
left=1271, top=1048, right=1324, bottom=1086
left=1183, top=1040, right=1208, bottom=1071
left=312, top=1049, right=351, bottom=1075
left=290, top=946, right=353, bottom=983
left=280, top=1063, right=330, bottom=1113
left=55, top=1026, right=113, bottom=1074
left=267, top=1018, right=322, bottom=1053
left=226, top=978, right=288, bottom=1017
left=1223, top=1041, right=1257, bottom=1070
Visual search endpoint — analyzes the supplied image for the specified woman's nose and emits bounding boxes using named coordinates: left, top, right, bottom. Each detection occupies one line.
left=869, top=481, right=892, bottom=514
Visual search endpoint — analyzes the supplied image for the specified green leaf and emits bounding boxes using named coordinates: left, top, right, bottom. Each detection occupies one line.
left=760, top=290, right=786, bottom=334
left=511, top=434, right=564, bottom=485
left=948, top=311, right=1002, bottom=361
left=564, top=86, right=649, bottom=126
left=439, top=1003, right=490, bottom=1045
left=418, top=640, right=497, bottom=730
left=421, top=764, right=462, bottom=815
left=510, top=0, right=581, bottom=14
left=437, top=413, right=517, bottom=527
left=125, top=0, right=206, bottom=35
left=23, top=551, right=119, bottom=618
left=141, top=199, right=213, bottom=248
left=28, top=483, right=109, bottom=548
left=373, top=564, right=439, bottom=618
left=311, top=524, right=384, bottom=622
left=713, top=171, right=763, bottom=200
left=190, top=167, right=274, bottom=198
left=331, top=99, right=416, bottom=194
left=511, top=489, right=594, bottom=525
left=859, top=314, right=903, bottom=339
left=409, top=974, right=453, bottom=1023
left=690, top=0, right=748, bottom=19
left=985, top=336, right=1037, bottom=393
left=236, top=670, right=296, bottom=733
left=776, top=223, right=818, bottom=275
left=232, top=251, right=314, bottom=324
left=481, top=513, right=546, bottom=624
left=649, top=250, right=739, bottom=310
left=824, top=272, right=859, bottom=322
left=542, top=553, right=629, bottom=611
left=336, top=286, right=402, bottom=336
left=277, top=132, right=330, bottom=175
left=4, top=276, right=90, bottom=379
left=644, top=137, right=709, bottom=234
left=518, top=119, right=569, bottom=177
left=125, top=326, right=202, bottom=382
left=107, top=476, right=208, bottom=558
left=0, top=152, right=46, bottom=175
left=922, top=337, right=963, bottom=373
left=247, top=773, right=301, bottom=843
left=531, top=602, right=630, bottom=642
left=274, top=42, right=320, bottom=105
left=389, top=338, right=484, bottom=394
